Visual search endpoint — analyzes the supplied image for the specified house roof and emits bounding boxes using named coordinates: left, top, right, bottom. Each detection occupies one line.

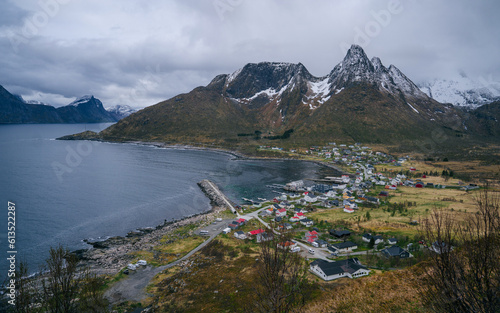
left=313, top=258, right=366, bottom=276
left=249, top=229, right=265, bottom=235
left=237, top=218, right=246, bottom=223
left=382, top=246, right=406, bottom=257
left=235, top=231, right=245, bottom=235
left=278, top=208, right=287, bottom=213
left=279, top=241, right=295, bottom=247
left=331, top=230, right=351, bottom=237
left=308, top=231, right=318, bottom=235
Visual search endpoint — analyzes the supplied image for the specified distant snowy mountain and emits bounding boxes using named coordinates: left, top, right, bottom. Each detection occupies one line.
left=69, top=95, right=96, bottom=106
left=418, top=73, right=500, bottom=109
left=106, top=105, right=136, bottom=120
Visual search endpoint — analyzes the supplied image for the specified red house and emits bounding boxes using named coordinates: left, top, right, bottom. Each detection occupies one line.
left=248, top=229, right=265, bottom=236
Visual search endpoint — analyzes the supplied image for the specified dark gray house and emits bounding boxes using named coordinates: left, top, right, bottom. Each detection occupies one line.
left=381, top=246, right=412, bottom=258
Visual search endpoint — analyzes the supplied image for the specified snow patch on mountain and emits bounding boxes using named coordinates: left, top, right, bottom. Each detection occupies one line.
left=69, top=95, right=94, bottom=106
left=309, top=77, right=330, bottom=96
left=226, top=68, right=242, bottom=85
left=407, top=103, right=419, bottom=114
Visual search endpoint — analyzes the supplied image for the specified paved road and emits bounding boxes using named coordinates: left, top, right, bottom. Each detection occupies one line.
left=104, top=226, right=225, bottom=304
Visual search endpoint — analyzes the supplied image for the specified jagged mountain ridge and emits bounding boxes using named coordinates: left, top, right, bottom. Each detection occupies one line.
left=0, top=88, right=118, bottom=124
left=96, top=45, right=497, bottom=146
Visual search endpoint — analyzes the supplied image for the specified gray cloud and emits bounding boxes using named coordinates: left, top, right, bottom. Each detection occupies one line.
left=0, top=0, right=498, bottom=108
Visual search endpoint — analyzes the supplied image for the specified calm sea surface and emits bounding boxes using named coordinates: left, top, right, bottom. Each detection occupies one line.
left=0, top=124, right=339, bottom=275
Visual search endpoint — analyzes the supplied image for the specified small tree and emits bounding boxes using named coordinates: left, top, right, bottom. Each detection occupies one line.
left=40, top=245, right=80, bottom=313
left=368, top=237, right=375, bottom=249
left=254, top=225, right=310, bottom=313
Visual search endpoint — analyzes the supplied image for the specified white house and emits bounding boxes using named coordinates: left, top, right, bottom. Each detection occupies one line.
left=275, top=208, right=287, bottom=217
left=362, top=234, right=384, bottom=244
left=310, top=258, right=370, bottom=281
left=344, top=207, right=354, bottom=213
left=300, top=218, right=314, bottom=227
left=325, top=190, right=337, bottom=198
left=234, top=231, right=247, bottom=240
left=330, top=241, right=358, bottom=253
left=304, top=192, right=318, bottom=203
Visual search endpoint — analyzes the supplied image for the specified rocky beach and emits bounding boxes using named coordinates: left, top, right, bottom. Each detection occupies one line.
left=76, top=179, right=231, bottom=277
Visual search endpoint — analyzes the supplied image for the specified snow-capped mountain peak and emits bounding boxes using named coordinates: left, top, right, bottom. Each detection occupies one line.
left=106, top=104, right=136, bottom=120
left=69, top=95, right=95, bottom=106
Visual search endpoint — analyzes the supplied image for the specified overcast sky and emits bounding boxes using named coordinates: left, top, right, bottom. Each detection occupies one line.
left=0, top=0, right=499, bottom=108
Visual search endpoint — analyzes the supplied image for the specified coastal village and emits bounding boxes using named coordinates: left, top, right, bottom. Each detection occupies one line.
left=78, top=141, right=488, bottom=311
left=201, top=142, right=478, bottom=282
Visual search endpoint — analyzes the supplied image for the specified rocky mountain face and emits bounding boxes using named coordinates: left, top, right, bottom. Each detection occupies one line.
left=0, top=89, right=118, bottom=124
left=68, top=45, right=495, bottom=148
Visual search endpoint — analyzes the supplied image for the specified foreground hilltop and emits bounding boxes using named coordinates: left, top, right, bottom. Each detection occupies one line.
left=80, top=45, right=497, bottom=150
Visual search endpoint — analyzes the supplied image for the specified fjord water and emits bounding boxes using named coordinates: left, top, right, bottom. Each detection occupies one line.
left=0, top=124, right=339, bottom=275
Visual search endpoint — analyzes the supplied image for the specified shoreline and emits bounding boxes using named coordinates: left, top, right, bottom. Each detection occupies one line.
left=76, top=205, right=226, bottom=277
left=113, top=140, right=350, bottom=175
left=76, top=178, right=234, bottom=277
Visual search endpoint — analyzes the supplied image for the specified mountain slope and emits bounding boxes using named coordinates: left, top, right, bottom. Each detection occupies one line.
left=96, top=45, right=487, bottom=148
left=101, top=81, right=258, bottom=142
left=465, top=101, right=500, bottom=137
left=0, top=86, right=62, bottom=123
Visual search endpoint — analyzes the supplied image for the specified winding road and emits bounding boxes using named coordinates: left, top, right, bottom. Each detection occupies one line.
left=104, top=222, right=227, bottom=304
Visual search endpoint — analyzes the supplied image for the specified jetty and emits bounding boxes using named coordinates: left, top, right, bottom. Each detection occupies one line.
left=197, top=179, right=238, bottom=214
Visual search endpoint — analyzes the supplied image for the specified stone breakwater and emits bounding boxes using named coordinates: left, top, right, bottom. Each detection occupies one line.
left=76, top=180, right=227, bottom=277
left=197, top=179, right=230, bottom=208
